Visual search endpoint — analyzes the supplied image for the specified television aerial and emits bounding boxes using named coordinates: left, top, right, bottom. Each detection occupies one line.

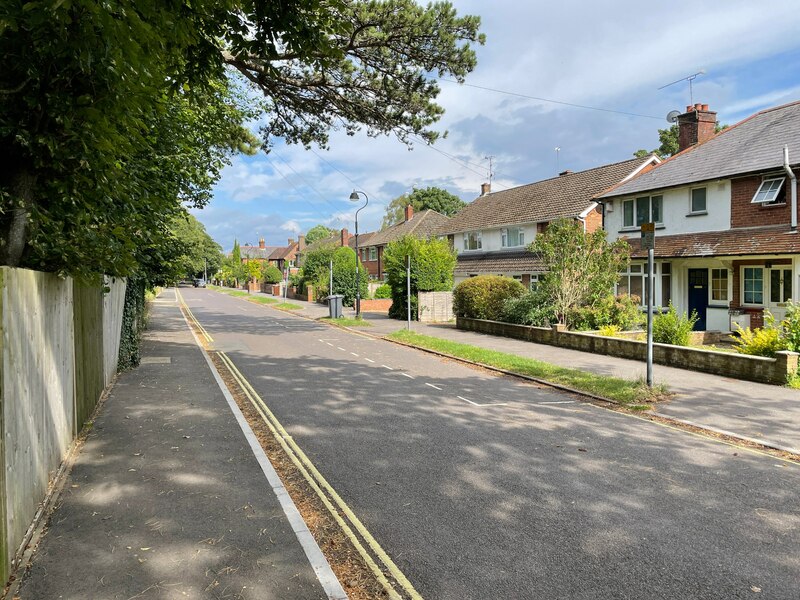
left=666, top=110, right=681, bottom=123
left=658, top=69, right=705, bottom=105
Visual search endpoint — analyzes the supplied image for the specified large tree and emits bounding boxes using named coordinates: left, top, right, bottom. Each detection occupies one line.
left=169, top=213, right=224, bottom=280
left=305, top=224, right=336, bottom=245
left=634, top=122, right=727, bottom=159
left=1, top=1, right=484, bottom=281
left=382, top=186, right=466, bottom=228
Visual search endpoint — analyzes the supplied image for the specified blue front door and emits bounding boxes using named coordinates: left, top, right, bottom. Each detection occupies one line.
left=687, top=268, right=709, bottom=330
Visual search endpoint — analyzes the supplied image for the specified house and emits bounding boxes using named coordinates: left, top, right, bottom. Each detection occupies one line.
left=268, top=236, right=305, bottom=272
left=239, top=238, right=280, bottom=265
left=356, top=205, right=451, bottom=280
left=296, top=228, right=353, bottom=267
left=438, top=156, right=660, bottom=288
left=598, top=101, right=800, bottom=331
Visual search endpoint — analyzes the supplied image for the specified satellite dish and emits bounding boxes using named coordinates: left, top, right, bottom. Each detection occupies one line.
left=666, top=110, right=681, bottom=123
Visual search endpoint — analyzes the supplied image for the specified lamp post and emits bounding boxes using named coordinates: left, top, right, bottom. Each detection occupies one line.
left=348, top=190, right=369, bottom=317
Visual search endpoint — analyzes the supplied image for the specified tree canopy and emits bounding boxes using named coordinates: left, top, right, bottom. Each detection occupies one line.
left=305, top=224, right=337, bottom=245
left=1, top=1, right=484, bottom=282
left=381, top=186, right=466, bottom=229
left=634, top=122, right=728, bottom=159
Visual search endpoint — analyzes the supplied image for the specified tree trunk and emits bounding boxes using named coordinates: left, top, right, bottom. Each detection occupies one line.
left=0, top=170, right=34, bottom=267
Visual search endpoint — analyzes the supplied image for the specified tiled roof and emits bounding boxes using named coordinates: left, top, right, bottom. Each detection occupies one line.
left=600, top=100, right=800, bottom=198
left=367, top=209, right=451, bottom=246
left=454, top=250, right=546, bottom=274
left=439, top=156, right=656, bottom=235
left=240, top=246, right=279, bottom=259
left=269, top=242, right=299, bottom=261
left=348, top=231, right=377, bottom=248
left=624, top=225, right=800, bottom=259
left=302, top=234, right=340, bottom=254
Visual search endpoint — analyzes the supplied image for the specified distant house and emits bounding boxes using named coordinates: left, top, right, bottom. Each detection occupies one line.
left=598, top=101, right=800, bottom=331
left=238, top=238, right=280, bottom=265
left=268, top=236, right=305, bottom=272
left=296, top=228, right=353, bottom=268
left=356, top=205, right=451, bottom=279
left=437, top=156, right=660, bottom=288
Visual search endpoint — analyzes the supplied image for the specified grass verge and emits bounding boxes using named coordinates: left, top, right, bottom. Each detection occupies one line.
left=274, top=302, right=303, bottom=310
left=388, top=330, right=670, bottom=406
left=321, top=317, right=373, bottom=327
left=248, top=296, right=279, bottom=305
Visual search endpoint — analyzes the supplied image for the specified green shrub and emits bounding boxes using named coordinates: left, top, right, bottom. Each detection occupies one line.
left=374, top=283, right=392, bottom=299
left=566, top=294, right=644, bottom=331
left=652, top=303, right=698, bottom=346
left=780, top=301, right=800, bottom=352
left=261, top=264, right=283, bottom=284
left=598, top=324, right=622, bottom=337
left=733, top=312, right=788, bottom=357
left=501, top=290, right=556, bottom=326
left=453, top=275, right=526, bottom=321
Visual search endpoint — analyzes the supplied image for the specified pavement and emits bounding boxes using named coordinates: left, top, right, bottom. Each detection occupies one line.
left=16, top=291, right=344, bottom=600
left=248, top=289, right=800, bottom=452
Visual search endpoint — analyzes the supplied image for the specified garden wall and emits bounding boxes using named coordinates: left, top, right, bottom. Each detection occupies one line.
left=419, top=291, right=454, bottom=322
left=360, top=298, right=392, bottom=313
left=0, top=267, right=126, bottom=584
left=457, top=317, right=797, bottom=385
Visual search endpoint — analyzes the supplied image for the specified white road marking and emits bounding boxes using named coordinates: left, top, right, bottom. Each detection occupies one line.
left=365, top=358, right=375, bottom=363
left=337, top=347, right=347, bottom=351
left=457, top=395, right=508, bottom=408
left=401, top=373, right=413, bottom=379
left=539, top=401, right=574, bottom=405
left=350, top=352, right=359, bottom=357
left=425, top=383, right=442, bottom=390
left=326, top=342, right=334, bottom=347
left=382, top=365, right=394, bottom=370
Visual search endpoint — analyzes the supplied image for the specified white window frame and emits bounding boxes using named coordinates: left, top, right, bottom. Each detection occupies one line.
left=369, top=247, right=377, bottom=261
left=529, top=274, right=541, bottom=292
left=710, top=268, right=728, bottom=303
left=623, top=195, right=663, bottom=228
left=501, top=227, right=525, bottom=248
left=463, top=231, right=482, bottom=251
left=690, top=187, right=707, bottom=214
left=768, top=267, right=793, bottom=305
left=752, top=177, right=785, bottom=204
left=741, top=266, right=764, bottom=306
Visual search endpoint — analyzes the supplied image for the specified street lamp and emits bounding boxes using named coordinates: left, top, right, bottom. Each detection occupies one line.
left=349, top=190, right=369, bottom=317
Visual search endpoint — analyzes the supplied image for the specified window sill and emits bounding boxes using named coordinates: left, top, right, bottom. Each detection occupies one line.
left=619, top=224, right=665, bottom=233
left=686, top=211, right=708, bottom=217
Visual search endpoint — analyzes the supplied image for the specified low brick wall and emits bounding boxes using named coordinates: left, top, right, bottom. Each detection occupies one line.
left=360, top=298, right=392, bottom=313
left=286, top=285, right=314, bottom=302
left=457, top=317, right=798, bottom=385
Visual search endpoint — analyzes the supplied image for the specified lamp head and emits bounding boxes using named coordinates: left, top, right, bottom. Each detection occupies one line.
left=349, top=191, right=360, bottom=201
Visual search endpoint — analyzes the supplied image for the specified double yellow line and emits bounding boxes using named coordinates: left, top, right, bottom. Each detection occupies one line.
left=217, top=352, right=422, bottom=600
left=177, top=289, right=422, bottom=599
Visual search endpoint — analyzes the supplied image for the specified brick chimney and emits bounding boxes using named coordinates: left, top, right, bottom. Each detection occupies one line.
left=287, top=238, right=294, bottom=245
left=259, top=238, right=265, bottom=249
left=677, top=103, right=716, bottom=152
left=298, top=235, right=305, bottom=250
left=480, top=182, right=491, bottom=196
left=340, top=228, right=351, bottom=247
left=404, top=204, right=414, bottom=222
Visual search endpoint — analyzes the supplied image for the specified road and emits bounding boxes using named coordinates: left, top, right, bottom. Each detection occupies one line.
left=183, top=287, right=800, bottom=600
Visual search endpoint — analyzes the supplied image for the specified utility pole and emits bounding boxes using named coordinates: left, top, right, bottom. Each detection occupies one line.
left=641, top=222, right=656, bottom=386
left=406, top=255, right=411, bottom=330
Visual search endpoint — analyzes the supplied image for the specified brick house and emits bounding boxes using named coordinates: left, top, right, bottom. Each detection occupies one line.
left=598, top=101, right=800, bottom=331
left=296, top=228, right=352, bottom=268
left=239, top=238, right=280, bottom=265
left=355, top=205, right=451, bottom=280
left=268, top=236, right=305, bottom=273
left=437, top=156, right=660, bottom=288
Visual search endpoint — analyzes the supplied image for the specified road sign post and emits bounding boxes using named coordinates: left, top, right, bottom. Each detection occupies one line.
left=641, top=223, right=655, bottom=387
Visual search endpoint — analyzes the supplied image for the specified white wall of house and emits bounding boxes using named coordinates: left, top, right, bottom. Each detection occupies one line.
left=455, top=223, right=536, bottom=254
left=604, top=180, right=731, bottom=240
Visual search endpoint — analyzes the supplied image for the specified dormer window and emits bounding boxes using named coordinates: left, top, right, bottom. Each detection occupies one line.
left=501, top=227, right=525, bottom=248
left=752, top=177, right=785, bottom=204
left=463, top=231, right=482, bottom=250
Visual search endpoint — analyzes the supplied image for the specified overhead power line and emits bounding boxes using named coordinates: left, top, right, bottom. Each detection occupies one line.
left=439, top=78, right=663, bottom=120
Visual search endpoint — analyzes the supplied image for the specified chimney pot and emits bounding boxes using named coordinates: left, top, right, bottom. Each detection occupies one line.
left=480, top=182, right=491, bottom=196
left=259, top=238, right=265, bottom=249
left=686, top=105, right=693, bottom=112
left=677, top=102, right=717, bottom=152
left=559, top=169, right=573, bottom=176
left=404, top=204, right=414, bottom=222
left=288, top=238, right=294, bottom=245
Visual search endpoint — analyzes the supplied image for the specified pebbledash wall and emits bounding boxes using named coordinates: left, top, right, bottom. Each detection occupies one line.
left=0, top=268, right=126, bottom=585
left=457, top=317, right=798, bottom=385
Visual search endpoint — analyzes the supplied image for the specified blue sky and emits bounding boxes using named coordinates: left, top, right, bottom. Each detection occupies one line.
left=193, top=0, right=800, bottom=251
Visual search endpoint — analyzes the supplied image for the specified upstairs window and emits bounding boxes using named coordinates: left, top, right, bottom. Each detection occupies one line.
left=623, top=195, right=663, bottom=228
left=690, top=187, right=707, bottom=213
left=752, top=177, right=785, bottom=204
left=369, top=247, right=377, bottom=261
left=463, top=231, right=482, bottom=250
left=501, top=227, right=525, bottom=248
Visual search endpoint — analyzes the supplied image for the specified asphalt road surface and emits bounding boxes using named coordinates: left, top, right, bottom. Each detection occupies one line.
left=183, top=287, right=800, bottom=600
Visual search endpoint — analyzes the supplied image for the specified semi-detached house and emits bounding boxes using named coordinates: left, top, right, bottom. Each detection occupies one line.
left=598, top=101, right=800, bottom=332
left=437, top=155, right=660, bottom=288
